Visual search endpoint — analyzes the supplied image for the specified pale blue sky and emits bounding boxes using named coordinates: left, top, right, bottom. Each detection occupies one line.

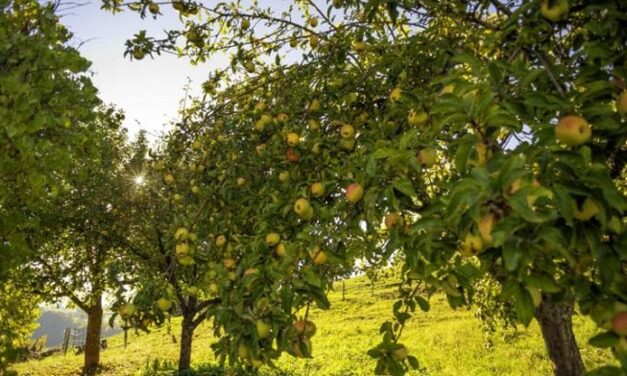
left=59, top=2, right=228, bottom=139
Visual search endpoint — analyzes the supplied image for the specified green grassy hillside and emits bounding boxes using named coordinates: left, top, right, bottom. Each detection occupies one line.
left=12, top=276, right=613, bottom=376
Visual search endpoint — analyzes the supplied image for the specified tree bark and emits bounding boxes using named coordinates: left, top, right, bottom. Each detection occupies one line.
left=83, top=297, right=103, bottom=374
left=534, top=295, right=585, bottom=376
left=178, top=314, right=195, bottom=372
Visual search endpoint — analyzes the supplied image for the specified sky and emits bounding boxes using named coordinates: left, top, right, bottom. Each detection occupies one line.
left=58, top=2, right=229, bottom=140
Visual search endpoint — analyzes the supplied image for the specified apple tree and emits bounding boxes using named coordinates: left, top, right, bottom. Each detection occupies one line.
left=107, top=0, right=626, bottom=375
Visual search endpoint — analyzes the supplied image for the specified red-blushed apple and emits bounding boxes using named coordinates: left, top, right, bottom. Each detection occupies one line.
left=289, top=337, right=312, bottom=358
left=612, top=312, right=627, bottom=336
left=286, top=148, right=299, bottom=163
left=385, top=213, right=402, bottom=230
left=293, top=320, right=317, bottom=337
left=346, top=183, right=364, bottom=203
left=555, top=115, right=591, bottom=146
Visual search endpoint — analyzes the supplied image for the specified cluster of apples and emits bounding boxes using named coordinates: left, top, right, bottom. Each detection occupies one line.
left=174, top=227, right=198, bottom=266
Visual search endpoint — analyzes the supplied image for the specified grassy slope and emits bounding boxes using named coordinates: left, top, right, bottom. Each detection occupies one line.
left=12, top=276, right=613, bottom=376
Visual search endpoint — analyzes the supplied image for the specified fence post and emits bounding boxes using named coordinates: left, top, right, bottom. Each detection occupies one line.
left=342, top=281, right=346, bottom=301
left=62, top=328, right=70, bottom=355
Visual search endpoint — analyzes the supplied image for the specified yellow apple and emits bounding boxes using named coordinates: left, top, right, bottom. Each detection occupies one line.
left=275, top=243, right=288, bottom=257
left=555, top=115, right=591, bottom=146
left=346, top=183, right=364, bottom=203
left=308, top=118, right=320, bottom=131
left=340, top=124, right=355, bottom=139
left=352, top=41, right=367, bottom=52
left=187, top=286, right=199, bottom=296
left=266, top=232, right=281, bottom=246
left=308, top=17, right=318, bottom=27
left=286, top=132, right=300, bottom=147
left=244, top=61, right=255, bottom=73
left=310, top=246, right=328, bottom=265
left=238, top=343, right=250, bottom=359
left=175, top=227, right=189, bottom=241
left=309, top=34, right=319, bottom=48
left=164, top=173, right=174, bottom=184
left=308, top=99, right=321, bottom=113
left=294, top=198, right=314, bottom=219
left=389, top=87, right=402, bottom=102
left=208, top=283, right=219, bottom=295
left=278, top=171, right=290, bottom=183
left=223, top=258, right=236, bottom=269
left=540, top=0, right=569, bottom=22
left=215, top=235, right=227, bottom=248
left=340, top=139, right=355, bottom=151
left=478, top=213, right=495, bottom=243
left=459, top=233, right=483, bottom=257
left=310, top=182, right=325, bottom=197
left=293, top=319, right=317, bottom=337
left=391, top=345, right=408, bottom=361
left=176, top=242, right=190, bottom=257
left=148, top=3, right=159, bottom=14
left=407, top=110, right=428, bottom=126
left=237, top=177, right=246, bottom=187
left=276, top=113, right=289, bottom=123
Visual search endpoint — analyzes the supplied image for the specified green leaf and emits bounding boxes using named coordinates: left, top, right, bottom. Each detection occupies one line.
left=588, top=332, right=619, bottom=348
left=513, top=284, right=535, bottom=326
left=392, top=178, right=416, bottom=198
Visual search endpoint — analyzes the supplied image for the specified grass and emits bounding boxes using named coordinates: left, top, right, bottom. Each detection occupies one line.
left=11, top=276, right=614, bottom=375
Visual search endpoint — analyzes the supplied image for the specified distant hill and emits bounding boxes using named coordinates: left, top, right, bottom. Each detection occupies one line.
left=32, top=309, right=122, bottom=348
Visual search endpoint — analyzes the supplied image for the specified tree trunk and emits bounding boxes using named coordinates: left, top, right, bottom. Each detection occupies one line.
left=178, top=314, right=195, bottom=372
left=83, top=298, right=103, bottom=374
left=534, top=295, right=585, bottom=376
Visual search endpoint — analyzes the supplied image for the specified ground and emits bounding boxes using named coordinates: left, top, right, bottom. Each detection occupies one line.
left=12, top=276, right=613, bottom=375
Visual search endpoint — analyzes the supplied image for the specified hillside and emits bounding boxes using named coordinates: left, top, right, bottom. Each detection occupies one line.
left=12, top=276, right=614, bottom=376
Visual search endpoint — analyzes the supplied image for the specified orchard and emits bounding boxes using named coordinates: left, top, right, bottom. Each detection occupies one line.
left=1, top=0, right=626, bottom=376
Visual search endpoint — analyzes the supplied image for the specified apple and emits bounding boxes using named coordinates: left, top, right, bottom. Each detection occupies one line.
left=244, top=61, right=255, bottom=73
left=148, top=3, right=159, bottom=14
left=308, top=119, right=320, bottom=131
left=555, top=115, right=591, bottom=146
left=276, top=113, right=289, bottom=123
left=612, top=312, right=627, bottom=336
left=253, top=101, right=266, bottom=113
left=275, top=243, right=288, bottom=257
left=187, top=286, right=199, bottom=296
left=340, top=139, right=356, bottom=151
left=215, top=235, right=227, bottom=248
left=478, top=213, right=495, bottom=243
left=223, top=258, right=236, bottom=269
left=156, top=298, right=172, bottom=312
left=294, top=198, right=314, bottom=220
left=278, top=171, right=290, bottom=183
left=293, top=320, right=317, bottom=337
left=385, top=213, right=402, bottom=230
left=175, top=227, right=189, bottom=241
left=191, top=186, right=200, bottom=194
left=357, top=112, right=369, bottom=124
left=132, top=48, right=145, bottom=60
left=266, top=232, right=281, bottom=246
left=244, top=268, right=258, bottom=276
left=164, top=173, right=174, bottom=184
left=310, top=246, right=328, bottom=265
left=617, top=90, right=627, bottom=116
left=308, top=99, right=321, bottom=113
left=241, top=18, right=250, bottom=30
left=286, top=132, right=300, bottom=147
left=352, top=41, right=367, bottom=52
left=417, top=148, right=437, bottom=167
left=286, top=148, right=299, bottom=163
left=309, top=35, right=319, bottom=48
left=178, top=255, right=194, bottom=265
left=119, top=303, right=136, bottom=319
left=340, top=124, right=355, bottom=139
left=311, top=142, right=321, bottom=155
left=540, top=0, right=569, bottom=22
left=573, top=198, right=599, bottom=221
left=208, top=283, right=219, bottom=295
left=289, top=337, right=312, bottom=358
left=459, top=233, right=483, bottom=257
left=310, top=182, right=325, bottom=197
left=176, top=242, right=190, bottom=257
left=238, top=343, right=250, bottom=359
left=255, top=320, right=271, bottom=338
left=346, top=183, right=364, bottom=203
left=333, top=0, right=342, bottom=8
left=407, top=110, right=428, bottom=126
left=188, top=233, right=197, bottom=242
left=172, top=194, right=182, bottom=202
left=391, top=345, right=408, bottom=361
left=441, top=84, right=455, bottom=94
left=389, top=87, right=402, bottom=102
left=308, top=17, right=318, bottom=27
left=289, top=37, right=298, bottom=48
left=237, top=177, right=246, bottom=187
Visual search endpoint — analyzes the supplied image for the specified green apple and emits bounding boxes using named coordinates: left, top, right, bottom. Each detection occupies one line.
left=215, top=235, right=227, bottom=248
left=310, top=246, right=328, bottom=265
left=540, top=0, right=569, bottom=22
left=340, top=138, right=356, bottom=151
left=164, top=173, right=174, bottom=184
left=175, top=242, right=190, bottom=257
left=555, top=115, right=591, bottom=146
left=175, top=227, right=189, bottom=241
left=417, top=148, right=437, bottom=166
left=244, top=61, right=255, bottom=73
left=346, top=183, right=364, bottom=203
left=389, top=87, right=402, bottom=102
left=286, top=132, right=300, bottom=147
left=459, top=233, right=483, bottom=257
left=238, top=343, right=250, bottom=359
left=256, top=320, right=271, bottom=338
left=407, top=110, right=428, bottom=126
left=308, top=98, right=321, bottom=113
left=156, top=298, right=172, bottom=312
left=308, top=118, right=320, bottom=131
left=275, top=243, right=288, bottom=257
left=119, top=303, right=136, bottom=319
left=308, top=16, right=318, bottom=27
left=187, top=286, right=199, bottom=296
left=278, top=171, right=290, bottom=183
left=237, top=177, right=246, bottom=186
left=391, top=345, right=408, bottom=361
left=340, top=124, right=355, bottom=139
left=241, top=18, right=250, bottom=30
left=208, top=283, right=219, bottom=295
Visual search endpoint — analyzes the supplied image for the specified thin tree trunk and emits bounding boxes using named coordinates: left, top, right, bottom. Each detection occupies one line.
left=534, top=295, right=585, bottom=376
left=178, top=314, right=195, bottom=372
left=83, top=297, right=103, bottom=374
